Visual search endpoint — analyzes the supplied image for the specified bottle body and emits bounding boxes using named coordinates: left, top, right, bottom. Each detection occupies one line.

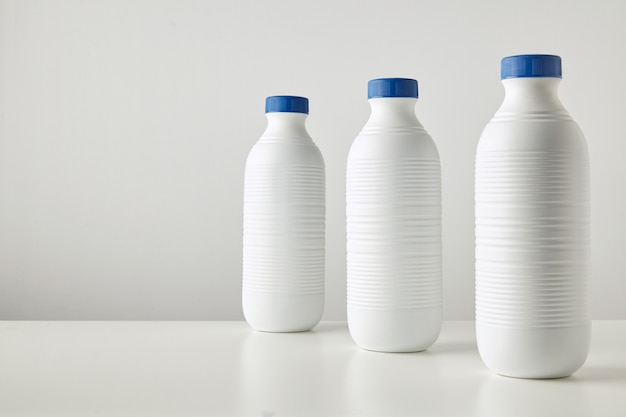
left=243, top=102, right=325, bottom=333
left=347, top=89, right=442, bottom=352
left=475, top=69, right=590, bottom=378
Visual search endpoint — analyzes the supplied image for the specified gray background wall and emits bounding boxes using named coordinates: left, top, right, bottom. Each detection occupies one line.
left=1, top=0, right=624, bottom=320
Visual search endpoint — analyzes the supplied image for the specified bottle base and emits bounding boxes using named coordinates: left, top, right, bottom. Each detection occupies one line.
left=347, top=306, right=442, bottom=352
left=243, top=292, right=324, bottom=333
left=476, top=321, right=591, bottom=379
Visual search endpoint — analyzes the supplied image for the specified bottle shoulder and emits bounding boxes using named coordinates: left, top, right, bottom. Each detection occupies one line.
left=477, top=117, right=587, bottom=154
left=349, top=130, right=440, bottom=162
left=359, top=125, right=428, bottom=135
left=246, top=138, right=324, bottom=168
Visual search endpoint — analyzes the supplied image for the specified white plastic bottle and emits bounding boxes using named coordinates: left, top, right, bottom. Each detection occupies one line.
left=346, top=78, right=442, bottom=352
left=243, top=95, right=325, bottom=332
left=475, top=54, right=590, bottom=378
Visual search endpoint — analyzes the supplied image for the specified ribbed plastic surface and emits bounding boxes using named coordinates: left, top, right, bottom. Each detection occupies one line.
left=347, top=157, right=442, bottom=310
left=475, top=149, right=590, bottom=328
left=243, top=163, right=325, bottom=296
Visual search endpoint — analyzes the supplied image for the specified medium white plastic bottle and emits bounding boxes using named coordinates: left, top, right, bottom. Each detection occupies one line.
left=475, top=54, right=590, bottom=378
left=243, top=96, right=325, bottom=332
left=346, top=78, right=442, bottom=352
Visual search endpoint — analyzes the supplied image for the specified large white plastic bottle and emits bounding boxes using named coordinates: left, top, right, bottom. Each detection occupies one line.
left=346, top=78, right=442, bottom=352
left=475, top=54, right=590, bottom=378
left=243, top=96, right=325, bottom=332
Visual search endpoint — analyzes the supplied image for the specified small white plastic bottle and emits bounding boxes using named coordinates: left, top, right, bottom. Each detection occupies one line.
left=475, top=54, right=590, bottom=378
left=243, top=96, right=325, bottom=332
left=346, top=78, right=442, bottom=352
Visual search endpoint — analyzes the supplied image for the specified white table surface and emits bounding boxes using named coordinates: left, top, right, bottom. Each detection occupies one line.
left=1, top=321, right=624, bottom=417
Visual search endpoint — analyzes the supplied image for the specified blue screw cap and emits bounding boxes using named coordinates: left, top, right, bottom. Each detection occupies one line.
left=265, top=96, right=309, bottom=114
left=501, top=54, right=562, bottom=79
left=368, top=78, right=418, bottom=99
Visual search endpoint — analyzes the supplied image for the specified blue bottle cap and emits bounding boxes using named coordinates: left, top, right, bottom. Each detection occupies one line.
left=501, top=54, right=562, bottom=79
left=368, top=78, right=418, bottom=99
left=265, top=96, right=309, bottom=114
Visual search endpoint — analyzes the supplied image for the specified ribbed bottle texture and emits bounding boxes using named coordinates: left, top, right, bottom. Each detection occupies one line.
left=243, top=98, right=325, bottom=333
left=347, top=158, right=442, bottom=311
left=476, top=150, right=589, bottom=329
left=347, top=80, right=442, bottom=352
left=475, top=55, right=590, bottom=379
left=243, top=163, right=325, bottom=296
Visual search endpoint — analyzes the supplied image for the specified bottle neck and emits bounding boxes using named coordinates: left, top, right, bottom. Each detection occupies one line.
left=363, top=97, right=423, bottom=132
left=261, top=112, right=311, bottom=142
left=496, top=77, right=569, bottom=119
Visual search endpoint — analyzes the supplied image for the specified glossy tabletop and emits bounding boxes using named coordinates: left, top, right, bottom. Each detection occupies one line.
left=1, top=321, right=625, bottom=416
